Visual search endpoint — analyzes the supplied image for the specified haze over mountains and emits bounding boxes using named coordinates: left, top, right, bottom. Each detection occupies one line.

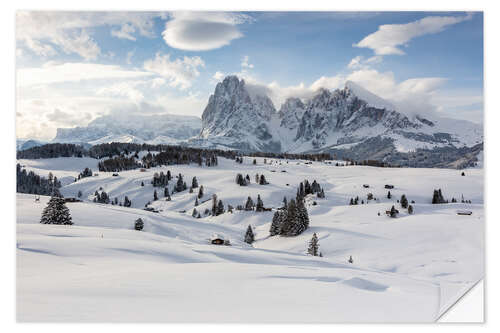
left=21, top=75, right=483, bottom=167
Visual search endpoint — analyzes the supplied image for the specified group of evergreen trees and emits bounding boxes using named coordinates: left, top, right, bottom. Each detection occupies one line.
left=235, top=173, right=250, bottom=186
left=270, top=198, right=309, bottom=237
left=296, top=179, right=325, bottom=201
left=211, top=194, right=225, bottom=216
left=432, top=189, right=447, bottom=204
left=98, top=156, right=141, bottom=172
left=152, top=171, right=171, bottom=187
left=17, top=164, right=61, bottom=196
left=78, top=167, right=93, bottom=179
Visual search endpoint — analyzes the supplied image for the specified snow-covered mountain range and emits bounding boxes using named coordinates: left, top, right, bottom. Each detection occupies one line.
left=52, top=113, right=201, bottom=145
left=196, top=76, right=482, bottom=154
left=37, top=75, right=482, bottom=167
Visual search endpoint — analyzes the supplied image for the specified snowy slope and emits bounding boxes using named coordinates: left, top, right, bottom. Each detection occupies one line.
left=17, top=156, right=484, bottom=322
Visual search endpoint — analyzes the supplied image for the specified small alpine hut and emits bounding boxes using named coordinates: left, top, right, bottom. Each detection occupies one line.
left=211, top=234, right=230, bottom=245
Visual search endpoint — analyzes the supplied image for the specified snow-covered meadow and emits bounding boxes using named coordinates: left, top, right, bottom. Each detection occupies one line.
left=16, top=156, right=484, bottom=322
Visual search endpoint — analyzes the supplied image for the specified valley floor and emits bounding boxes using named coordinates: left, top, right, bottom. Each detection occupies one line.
left=16, top=157, right=484, bottom=322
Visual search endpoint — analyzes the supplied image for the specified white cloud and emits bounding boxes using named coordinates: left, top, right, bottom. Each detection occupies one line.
left=111, top=23, right=137, bottom=41
left=16, top=11, right=162, bottom=59
left=17, top=62, right=153, bottom=87
left=162, top=12, right=253, bottom=51
left=241, top=55, right=254, bottom=69
left=143, top=52, right=205, bottom=90
left=151, top=78, right=166, bottom=88
left=97, top=81, right=146, bottom=103
left=354, top=13, right=473, bottom=55
left=212, top=71, right=225, bottom=81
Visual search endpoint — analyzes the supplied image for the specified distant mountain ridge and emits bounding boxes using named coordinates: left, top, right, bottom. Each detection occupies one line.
left=52, top=113, right=201, bottom=145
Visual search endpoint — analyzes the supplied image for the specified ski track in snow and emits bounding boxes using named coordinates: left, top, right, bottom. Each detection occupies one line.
left=16, top=156, right=484, bottom=322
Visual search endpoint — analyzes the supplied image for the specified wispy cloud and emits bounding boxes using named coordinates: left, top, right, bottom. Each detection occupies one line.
left=354, top=13, right=473, bottom=55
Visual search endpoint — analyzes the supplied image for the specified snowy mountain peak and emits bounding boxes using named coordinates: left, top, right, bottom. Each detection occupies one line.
left=344, top=80, right=396, bottom=111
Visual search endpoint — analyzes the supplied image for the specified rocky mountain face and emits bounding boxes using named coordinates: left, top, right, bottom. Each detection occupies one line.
left=53, top=113, right=201, bottom=145
left=199, top=75, right=281, bottom=152
left=195, top=76, right=483, bottom=167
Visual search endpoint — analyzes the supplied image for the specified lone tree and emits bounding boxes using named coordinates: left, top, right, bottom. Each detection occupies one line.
left=198, top=185, right=204, bottom=199
left=390, top=205, right=398, bottom=218
left=307, top=233, right=319, bottom=256
left=192, top=176, right=198, bottom=189
left=134, top=218, right=144, bottom=231
left=400, top=194, right=408, bottom=209
left=245, top=196, right=254, bottom=211
left=255, top=194, right=264, bottom=212
left=408, top=204, right=414, bottom=214
left=244, top=225, right=255, bottom=244
left=40, top=197, right=73, bottom=225
left=387, top=191, right=392, bottom=199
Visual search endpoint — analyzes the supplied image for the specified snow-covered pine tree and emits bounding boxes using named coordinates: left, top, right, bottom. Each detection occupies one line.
left=244, top=225, right=255, bottom=244
left=400, top=194, right=408, bottom=208
left=211, top=194, right=218, bottom=215
left=192, top=208, right=198, bottom=217
left=270, top=210, right=283, bottom=236
left=134, top=218, right=144, bottom=231
left=255, top=194, right=264, bottom=212
left=154, top=190, right=158, bottom=201
left=192, top=176, right=198, bottom=188
left=198, top=185, right=204, bottom=199
left=195, top=197, right=199, bottom=206
left=40, top=196, right=73, bottom=225
left=245, top=196, right=254, bottom=211
left=307, top=233, right=319, bottom=256
left=387, top=191, right=391, bottom=199
left=216, top=200, right=225, bottom=216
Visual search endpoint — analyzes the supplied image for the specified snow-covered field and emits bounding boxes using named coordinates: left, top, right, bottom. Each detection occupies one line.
left=16, top=156, right=484, bottom=322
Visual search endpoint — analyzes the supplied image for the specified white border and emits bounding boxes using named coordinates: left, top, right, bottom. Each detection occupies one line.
left=2, top=0, right=498, bottom=331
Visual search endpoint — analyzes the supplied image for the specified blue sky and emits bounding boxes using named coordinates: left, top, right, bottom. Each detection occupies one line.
left=16, top=11, right=483, bottom=140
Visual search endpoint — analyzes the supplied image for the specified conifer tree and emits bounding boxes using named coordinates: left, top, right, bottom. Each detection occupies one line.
left=198, top=185, right=204, bottom=199
left=244, top=225, right=255, bottom=244
left=307, top=233, right=319, bottom=256
left=270, top=211, right=283, bottom=236
left=400, top=194, right=408, bottom=208
left=408, top=205, right=414, bottom=214
left=245, top=196, right=254, bottom=211
left=40, top=197, right=73, bottom=225
left=195, top=197, right=199, bottom=206
left=256, top=194, right=264, bottom=212
left=216, top=200, right=225, bottom=216
left=387, top=191, right=391, bottom=199
left=192, top=176, right=198, bottom=188
left=134, top=218, right=144, bottom=231
left=211, top=194, right=218, bottom=215
left=154, top=190, right=158, bottom=201
left=192, top=208, right=198, bottom=218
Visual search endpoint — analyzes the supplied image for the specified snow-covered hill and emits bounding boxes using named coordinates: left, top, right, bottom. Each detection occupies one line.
left=17, top=155, right=483, bottom=322
left=53, top=113, right=201, bottom=145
